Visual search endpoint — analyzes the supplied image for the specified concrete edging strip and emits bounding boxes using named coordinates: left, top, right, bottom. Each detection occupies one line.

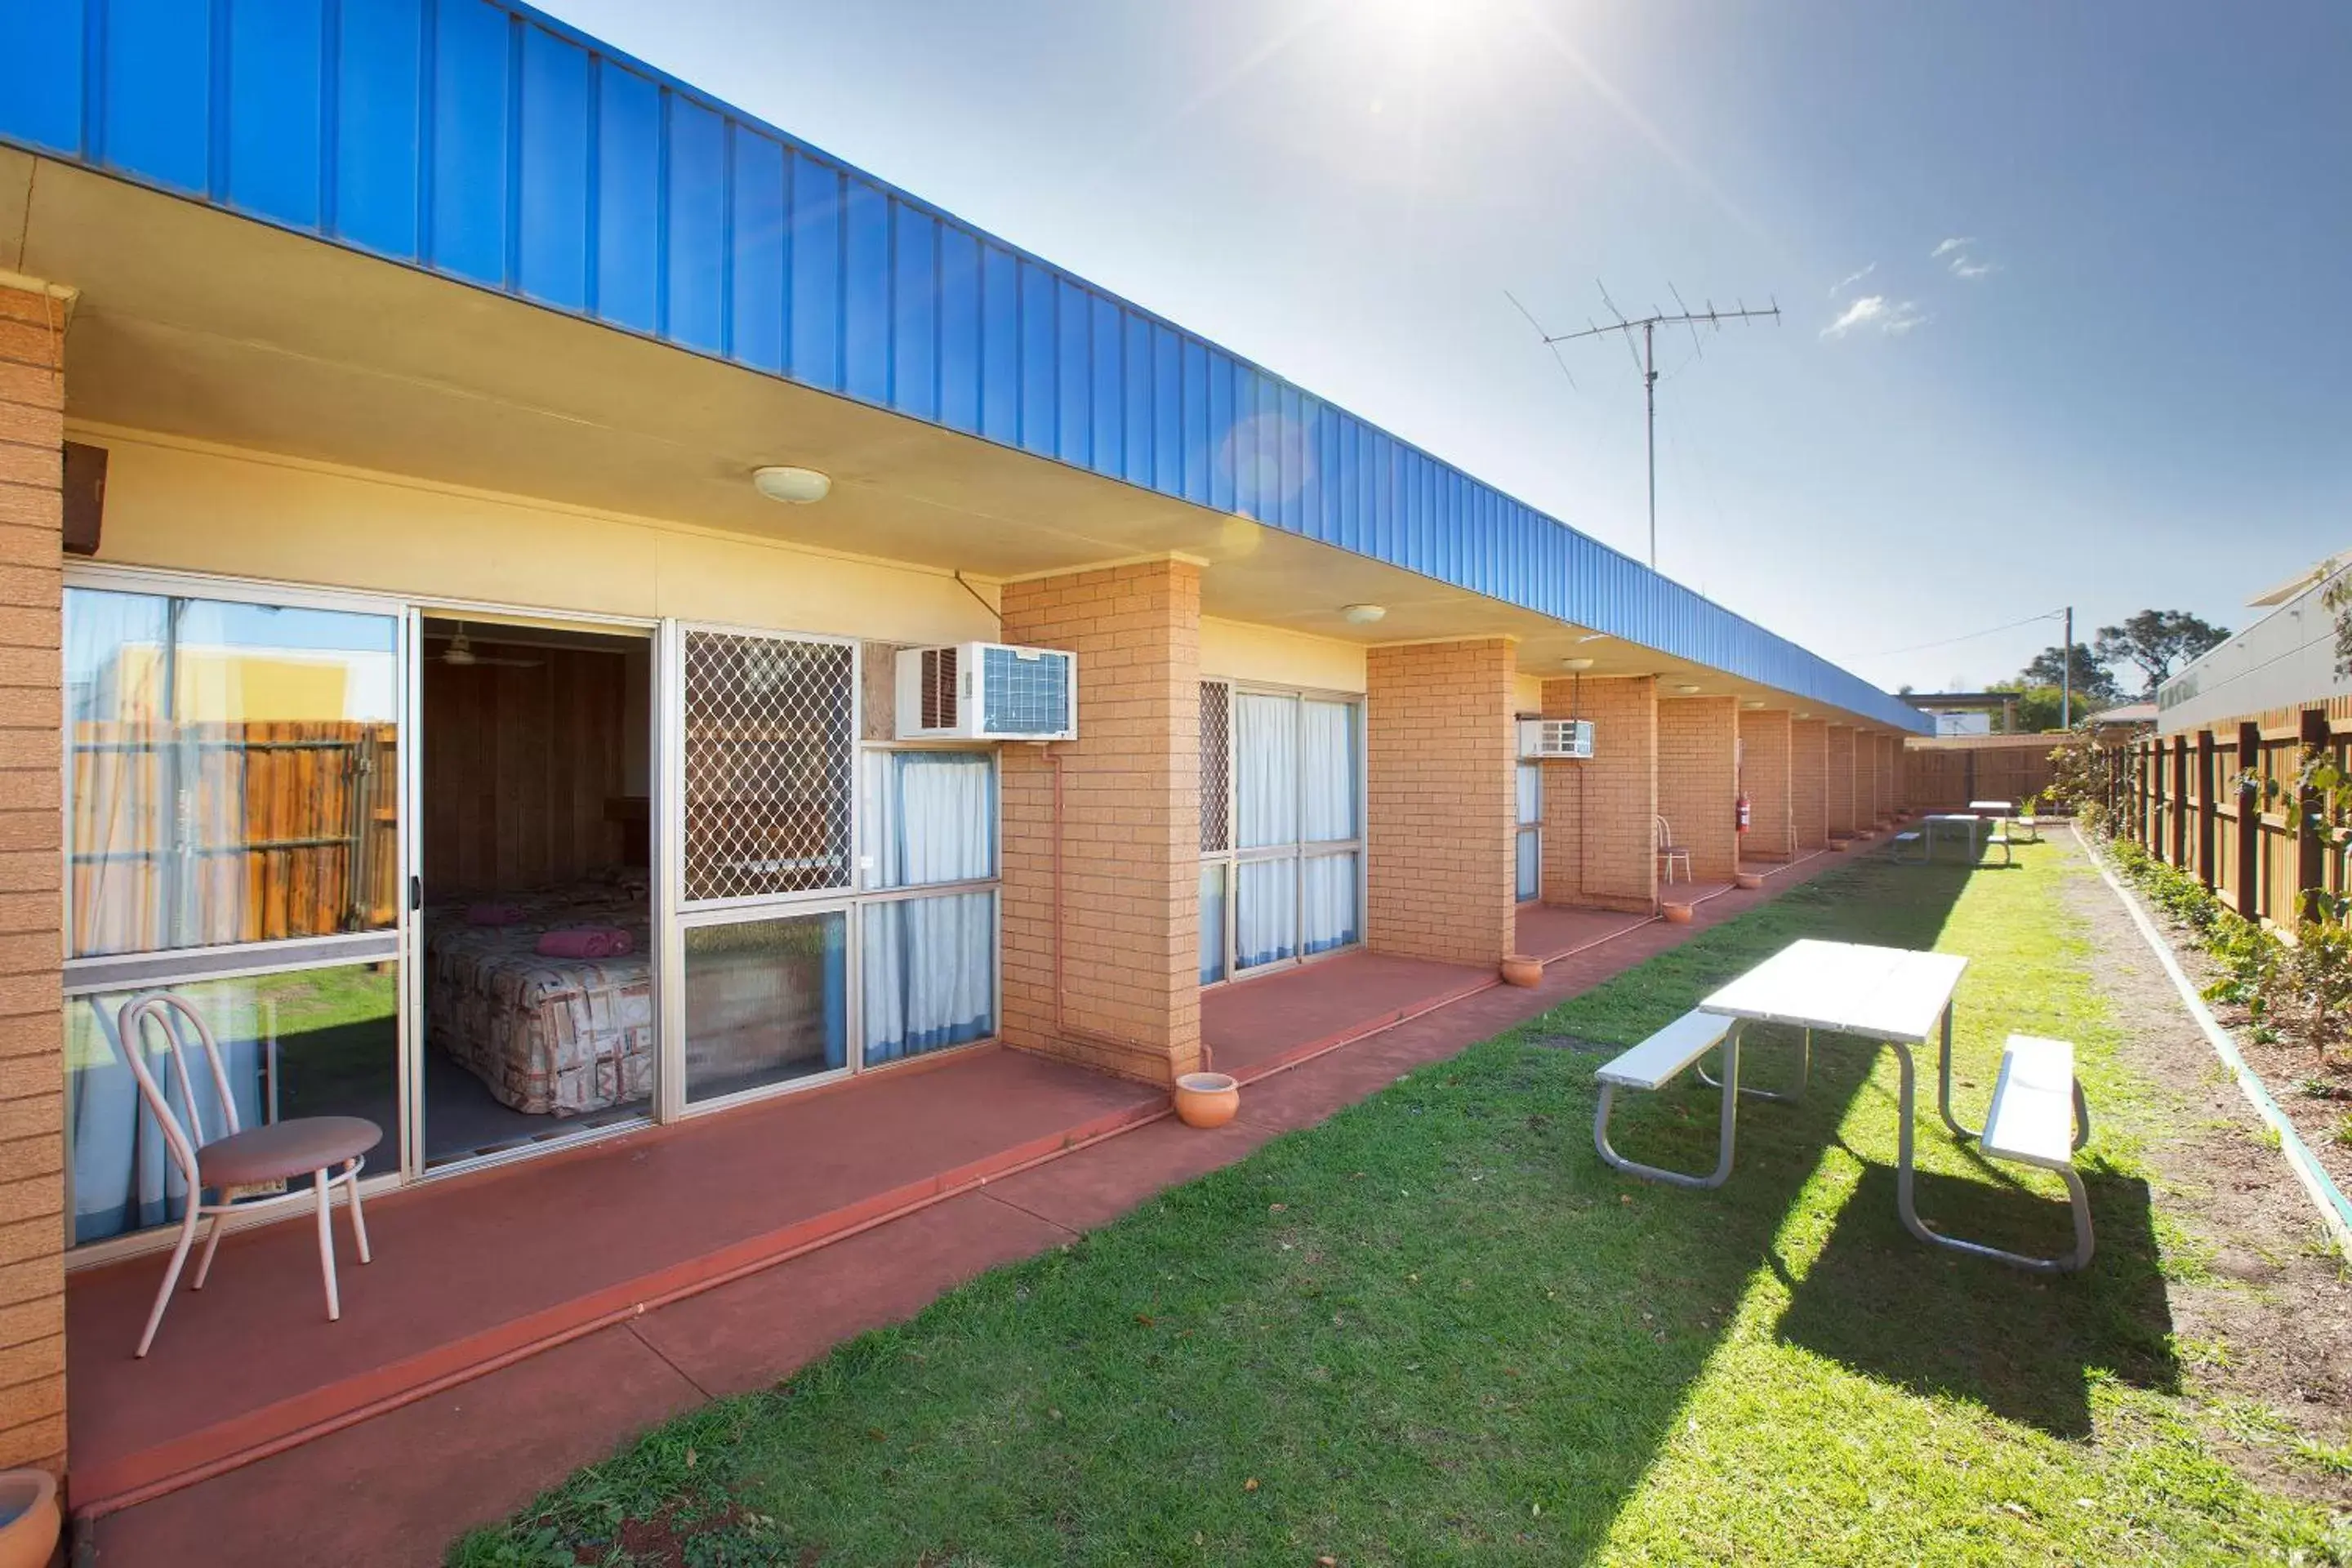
left=2077, top=825, right=2352, bottom=1256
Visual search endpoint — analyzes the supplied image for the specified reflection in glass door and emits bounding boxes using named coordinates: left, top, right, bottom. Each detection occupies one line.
left=60, top=576, right=406, bottom=1249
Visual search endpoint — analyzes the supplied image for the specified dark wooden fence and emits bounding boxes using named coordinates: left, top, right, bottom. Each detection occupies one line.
left=2106, top=697, right=2352, bottom=932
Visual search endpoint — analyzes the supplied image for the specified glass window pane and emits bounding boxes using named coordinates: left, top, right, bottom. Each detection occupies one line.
left=1199, top=683, right=1230, bottom=853
left=1235, top=693, right=1298, bottom=849
left=1517, top=761, right=1543, bottom=827
left=1301, top=852, right=1358, bottom=955
left=861, top=751, right=996, bottom=890
left=1198, top=861, right=1227, bottom=985
left=684, top=911, right=847, bottom=1102
left=1517, top=828, right=1541, bottom=902
left=1301, top=700, right=1356, bottom=842
left=861, top=890, right=996, bottom=1063
left=1236, top=857, right=1297, bottom=970
left=66, top=964, right=399, bottom=1245
left=65, top=588, right=400, bottom=958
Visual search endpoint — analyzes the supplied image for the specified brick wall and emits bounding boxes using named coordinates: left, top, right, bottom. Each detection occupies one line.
left=1791, top=718, right=1829, bottom=850
left=1365, top=639, right=1516, bottom=968
left=1826, top=725, right=1857, bottom=836
left=1658, top=696, right=1739, bottom=883
left=999, top=559, right=1201, bottom=1085
left=0, top=283, right=65, bottom=1473
left=1739, top=708, right=1793, bottom=862
left=1541, top=675, right=1656, bottom=913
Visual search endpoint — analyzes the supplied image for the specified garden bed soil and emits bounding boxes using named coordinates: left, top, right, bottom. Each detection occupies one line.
left=2062, top=833, right=2352, bottom=1505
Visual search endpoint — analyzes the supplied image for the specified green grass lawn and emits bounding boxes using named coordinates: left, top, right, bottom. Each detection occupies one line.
left=455, top=843, right=2347, bottom=1566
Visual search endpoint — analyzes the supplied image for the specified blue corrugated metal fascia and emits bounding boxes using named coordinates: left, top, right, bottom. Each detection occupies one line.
left=0, top=0, right=1928, bottom=733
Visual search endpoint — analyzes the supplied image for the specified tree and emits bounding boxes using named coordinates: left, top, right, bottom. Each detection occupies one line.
left=2092, top=610, right=2230, bottom=698
left=2019, top=643, right=2121, bottom=708
left=1987, top=680, right=2066, bottom=733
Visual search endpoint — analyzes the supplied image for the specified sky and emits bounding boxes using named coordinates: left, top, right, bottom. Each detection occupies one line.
left=541, top=0, right=2352, bottom=695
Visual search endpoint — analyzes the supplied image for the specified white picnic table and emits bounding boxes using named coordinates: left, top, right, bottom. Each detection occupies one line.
left=1699, top=938, right=1976, bottom=1252
left=1913, top=813, right=1993, bottom=862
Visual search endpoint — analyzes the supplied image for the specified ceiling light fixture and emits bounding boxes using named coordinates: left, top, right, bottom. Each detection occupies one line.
left=1675, top=684, right=1702, bottom=695
left=1575, top=633, right=1609, bottom=644
left=1561, top=657, right=1596, bottom=671
left=751, top=465, right=832, bottom=504
left=1743, top=699, right=1766, bottom=710
left=1340, top=604, right=1388, bottom=625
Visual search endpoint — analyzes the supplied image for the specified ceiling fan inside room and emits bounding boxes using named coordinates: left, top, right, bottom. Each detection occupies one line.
left=425, top=623, right=542, bottom=669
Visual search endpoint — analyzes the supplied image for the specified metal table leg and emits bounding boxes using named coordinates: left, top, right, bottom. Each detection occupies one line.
left=1594, top=1022, right=1742, bottom=1189
left=1697, top=1026, right=1807, bottom=1103
left=1935, top=1002, right=1981, bottom=1140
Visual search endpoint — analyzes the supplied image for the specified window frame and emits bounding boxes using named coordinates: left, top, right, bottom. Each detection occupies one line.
left=1516, top=760, right=1544, bottom=904
left=1198, top=679, right=1366, bottom=987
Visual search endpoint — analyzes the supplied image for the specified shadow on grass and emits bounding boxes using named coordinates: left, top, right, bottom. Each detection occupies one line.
left=1773, top=1160, right=2176, bottom=1439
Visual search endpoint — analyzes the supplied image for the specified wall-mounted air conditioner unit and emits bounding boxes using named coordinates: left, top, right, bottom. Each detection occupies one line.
left=1518, top=718, right=1594, bottom=760
left=895, top=642, right=1078, bottom=742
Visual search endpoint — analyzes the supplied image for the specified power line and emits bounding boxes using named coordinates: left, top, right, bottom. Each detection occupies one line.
left=1511, top=282, right=1780, bottom=568
left=1872, top=608, right=2066, bottom=660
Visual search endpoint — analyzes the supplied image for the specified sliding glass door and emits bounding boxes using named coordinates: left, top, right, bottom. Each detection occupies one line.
left=1200, top=683, right=1363, bottom=984
left=61, top=572, right=407, bottom=1248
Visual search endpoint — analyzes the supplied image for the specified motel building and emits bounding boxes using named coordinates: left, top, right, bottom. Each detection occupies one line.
left=0, top=0, right=1926, bottom=1526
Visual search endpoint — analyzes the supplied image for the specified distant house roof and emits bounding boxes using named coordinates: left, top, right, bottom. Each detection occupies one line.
left=2089, top=702, right=2158, bottom=727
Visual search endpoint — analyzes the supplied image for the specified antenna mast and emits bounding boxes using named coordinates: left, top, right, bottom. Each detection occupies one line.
left=1515, top=284, right=1780, bottom=569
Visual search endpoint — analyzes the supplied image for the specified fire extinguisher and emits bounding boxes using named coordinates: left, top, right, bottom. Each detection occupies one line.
left=1735, top=791, right=1752, bottom=835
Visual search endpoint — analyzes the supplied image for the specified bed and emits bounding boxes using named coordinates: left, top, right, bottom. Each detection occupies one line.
left=425, top=875, right=656, bottom=1116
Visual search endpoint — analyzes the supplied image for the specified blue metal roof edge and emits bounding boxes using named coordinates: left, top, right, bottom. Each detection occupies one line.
left=0, top=0, right=1927, bottom=733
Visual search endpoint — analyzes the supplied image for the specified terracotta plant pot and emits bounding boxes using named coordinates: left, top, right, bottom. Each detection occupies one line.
left=1829, top=840, right=1850, bottom=853
left=1735, top=872, right=1765, bottom=891
left=1661, top=902, right=1695, bottom=924
left=1173, top=1071, right=1240, bottom=1129
left=1499, top=955, right=1543, bottom=988
left=0, top=1469, right=58, bottom=1568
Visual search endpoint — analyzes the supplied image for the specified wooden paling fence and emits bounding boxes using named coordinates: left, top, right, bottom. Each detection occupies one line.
left=68, top=719, right=399, bottom=955
left=2105, top=696, right=2352, bottom=932
left=1901, top=737, right=2061, bottom=813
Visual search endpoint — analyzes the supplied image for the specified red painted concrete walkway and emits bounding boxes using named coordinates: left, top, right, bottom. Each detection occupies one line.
left=80, top=849, right=1855, bottom=1566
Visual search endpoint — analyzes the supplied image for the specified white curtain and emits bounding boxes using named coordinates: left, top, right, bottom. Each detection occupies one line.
left=1199, top=862, right=1227, bottom=985
left=864, top=751, right=994, bottom=889
left=860, top=752, right=996, bottom=1062
left=1517, top=830, right=1541, bottom=902
left=68, top=988, right=262, bottom=1245
left=1236, top=693, right=1298, bottom=849
left=1236, top=858, right=1296, bottom=969
left=1300, top=700, right=1356, bottom=842
left=1517, top=762, right=1543, bottom=827
left=1301, top=853, right=1357, bottom=955
left=862, top=891, right=995, bottom=1063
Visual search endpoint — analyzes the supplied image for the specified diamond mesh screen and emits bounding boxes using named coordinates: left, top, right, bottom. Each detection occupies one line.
left=1200, top=681, right=1231, bottom=853
left=682, top=631, right=855, bottom=903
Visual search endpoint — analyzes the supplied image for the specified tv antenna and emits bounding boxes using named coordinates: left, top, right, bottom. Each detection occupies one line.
left=1508, top=283, right=1779, bottom=569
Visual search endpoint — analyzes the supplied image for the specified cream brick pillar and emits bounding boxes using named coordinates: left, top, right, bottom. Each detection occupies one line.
left=1365, top=639, right=1516, bottom=968
left=1539, top=675, right=1656, bottom=913
left=1875, top=735, right=1898, bottom=822
left=1791, top=718, right=1829, bottom=851
left=1826, top=724, right=1857, bottom=838
left=1739, top=708, right=1794, bottom=862
left=1659, top=696, right=1739, bottom=882
left=0, top=283, right=65, bottom=1474
left=998, top=559, right=1200, bottom=1085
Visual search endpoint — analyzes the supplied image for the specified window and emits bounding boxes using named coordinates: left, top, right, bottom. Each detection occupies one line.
left=66, top=963, right=399, bottom=1245
left=65, top=587, right=400, bottom=958
left=1200, top=684, right=1362, bottom=982
left=682, top=911, right=848, bottom=1102
left=680, top=630, right=854, bottom=904
left=858, top=751, right=998, bottom=1064
left=1517, top=762, right=1543, bottom=902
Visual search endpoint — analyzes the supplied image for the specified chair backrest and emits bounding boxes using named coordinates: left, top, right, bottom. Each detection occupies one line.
left=1655, top=814, right=1673, bottom=849
left=115, top=993, right=242, bottom=1187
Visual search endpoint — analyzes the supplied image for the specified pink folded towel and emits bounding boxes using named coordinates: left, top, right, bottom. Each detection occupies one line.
left=466, top=902, right=525, bottom=926
left=535, top=927, right=634, bottom=960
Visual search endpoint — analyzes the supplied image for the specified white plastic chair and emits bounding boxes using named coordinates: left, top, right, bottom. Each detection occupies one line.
left=117, top=992, right=383, bottom=1358
left=1655, top=815, right=1693, bottom=884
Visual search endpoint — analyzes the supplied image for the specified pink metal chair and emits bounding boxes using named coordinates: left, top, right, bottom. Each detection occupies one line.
left=116, top=992, right=383, bottom=1358
left=1655, top=815, right=1693, bottom=884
